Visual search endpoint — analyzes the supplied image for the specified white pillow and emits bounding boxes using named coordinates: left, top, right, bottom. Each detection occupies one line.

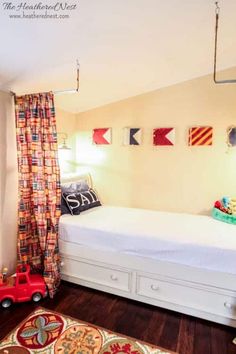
left=61, top=180, right=89, bottom=193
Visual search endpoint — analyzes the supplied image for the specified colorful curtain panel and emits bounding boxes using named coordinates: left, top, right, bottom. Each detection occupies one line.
left=15, top=92, right=61, bottom=298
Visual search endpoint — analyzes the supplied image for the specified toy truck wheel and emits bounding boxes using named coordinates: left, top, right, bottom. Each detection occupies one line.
left=1, top=298, right=12, bottom=308
left=32, top=292, right=42, bottom=303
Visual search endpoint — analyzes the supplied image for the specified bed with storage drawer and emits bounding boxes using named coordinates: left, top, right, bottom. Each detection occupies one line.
left=59, top=174, right=236, bottom=327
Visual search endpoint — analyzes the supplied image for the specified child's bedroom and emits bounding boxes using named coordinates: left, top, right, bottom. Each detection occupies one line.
left=0, top=0, right=236, bottom=353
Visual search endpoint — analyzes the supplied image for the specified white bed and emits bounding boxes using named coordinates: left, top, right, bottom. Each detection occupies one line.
left=59, top=205, right=236, bottom=275
left=59, top=175, right=236, bottom=327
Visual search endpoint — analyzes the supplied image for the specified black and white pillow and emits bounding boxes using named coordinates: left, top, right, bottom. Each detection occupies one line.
left=61, top=180, right=90, bottom=215
left=61, top=197, right=71, bottom=215
left=61, top=180, right=90, bottom=194
left=62, top=189, right=101, bottom=215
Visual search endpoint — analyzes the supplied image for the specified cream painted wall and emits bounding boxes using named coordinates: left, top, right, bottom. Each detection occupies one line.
left=0, top=91, right=18, bottom=273
left=70, top=68, right=236, bottom=215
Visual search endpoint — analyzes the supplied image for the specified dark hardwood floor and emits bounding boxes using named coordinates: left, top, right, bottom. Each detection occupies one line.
left=0, top=281, right=236, bottom=354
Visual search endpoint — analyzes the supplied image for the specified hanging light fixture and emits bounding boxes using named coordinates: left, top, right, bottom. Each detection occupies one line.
left=213, top=1, right=236, bottom=84
left=58, top=132, right=71, bottom=150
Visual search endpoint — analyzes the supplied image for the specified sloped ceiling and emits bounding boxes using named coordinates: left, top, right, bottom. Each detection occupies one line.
left=0, top=0, right=236, bottom=113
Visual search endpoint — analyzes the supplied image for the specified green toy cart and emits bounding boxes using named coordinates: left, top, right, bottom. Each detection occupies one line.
left=212, top=208, right=236, bottom=225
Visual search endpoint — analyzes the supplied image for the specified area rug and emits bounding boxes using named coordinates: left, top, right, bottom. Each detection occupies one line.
left=0, top=307, right=177, bottom=354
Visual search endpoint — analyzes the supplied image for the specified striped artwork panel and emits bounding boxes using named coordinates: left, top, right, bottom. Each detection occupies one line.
left=188, top=126, right=213, bottom=146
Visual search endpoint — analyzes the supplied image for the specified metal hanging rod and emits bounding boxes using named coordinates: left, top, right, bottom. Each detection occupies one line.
left=10, top=59, right=80, bottom=97
left=213, top=1, right=236, bottom=84
left=53, top=59, right=80, bottom=94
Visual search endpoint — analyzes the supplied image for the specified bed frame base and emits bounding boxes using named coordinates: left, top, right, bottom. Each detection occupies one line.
left=60, top=240, right=236, bottom=327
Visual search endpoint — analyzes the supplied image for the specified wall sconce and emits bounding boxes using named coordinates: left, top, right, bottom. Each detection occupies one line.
left=58, top=132, right=71, bottom=150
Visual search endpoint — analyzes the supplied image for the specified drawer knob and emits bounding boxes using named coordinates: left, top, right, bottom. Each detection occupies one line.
left=224, top=302, right=233, bottom=309
left=151, top=284, right=159, bottom=291
left=60, top=261, right=64, bottom=268
left=110, top=274, right=118, bottom=281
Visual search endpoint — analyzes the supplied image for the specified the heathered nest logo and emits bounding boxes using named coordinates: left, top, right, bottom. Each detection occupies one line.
left=1, top=1, right=79, bottom=20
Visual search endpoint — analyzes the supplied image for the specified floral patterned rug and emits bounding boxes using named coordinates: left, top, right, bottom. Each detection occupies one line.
left=0, top=307, right=177, bottom=354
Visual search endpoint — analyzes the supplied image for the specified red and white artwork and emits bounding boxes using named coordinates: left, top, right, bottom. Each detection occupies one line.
left=153, top=128, right=175, bottom=146
left=93, top=128, right=112, bottom=145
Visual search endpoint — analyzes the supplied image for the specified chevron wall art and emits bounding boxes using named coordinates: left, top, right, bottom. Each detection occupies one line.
left=93, top=128, right=112, bottom=145
left=123, top=128, right=142, bottom=145
left=153, top=128, right=175, bottom=146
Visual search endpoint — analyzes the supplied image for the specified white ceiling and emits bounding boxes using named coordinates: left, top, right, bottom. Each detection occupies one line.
left=0, top=0, right=236, bottom=113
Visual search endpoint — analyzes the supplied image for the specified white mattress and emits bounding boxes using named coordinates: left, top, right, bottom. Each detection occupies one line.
left=59, top=205, right=236, bottom=274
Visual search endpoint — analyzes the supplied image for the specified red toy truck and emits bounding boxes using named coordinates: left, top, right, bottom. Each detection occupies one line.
left=0, top=265, right=47, bottom=308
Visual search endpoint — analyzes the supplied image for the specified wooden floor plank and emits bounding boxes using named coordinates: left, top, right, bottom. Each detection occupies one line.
left=194, top=320, right=212, bottom=354
left=112, top=299, right=154, bottom=340
left=158, top=309, right=181, bottom=352
left=177, top=316, right=195, bottom=354
left=142, top=307, right=167, bottom=345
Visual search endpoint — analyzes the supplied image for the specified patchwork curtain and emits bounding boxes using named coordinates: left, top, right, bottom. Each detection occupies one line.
left=15, top=92, right=61, bottom=298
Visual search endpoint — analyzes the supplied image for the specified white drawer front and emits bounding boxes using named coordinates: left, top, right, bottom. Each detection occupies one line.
left=137, top=275, right=236, bottom=319
left=62, top=258, right=131, bottom=292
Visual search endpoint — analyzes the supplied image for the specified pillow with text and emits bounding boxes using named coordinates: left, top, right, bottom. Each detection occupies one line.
left=63, top=189, right=101, bottom=215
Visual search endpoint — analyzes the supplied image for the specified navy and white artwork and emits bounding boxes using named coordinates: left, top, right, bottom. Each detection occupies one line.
left=123, top=128, right=142, bottom=145
left=227, top=126, right=236, bottom=147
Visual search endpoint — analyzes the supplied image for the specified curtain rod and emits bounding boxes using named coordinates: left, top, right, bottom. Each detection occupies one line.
left=213, top=2, right=236, bottom=84
left=10, top=60, right=80, bottom=97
